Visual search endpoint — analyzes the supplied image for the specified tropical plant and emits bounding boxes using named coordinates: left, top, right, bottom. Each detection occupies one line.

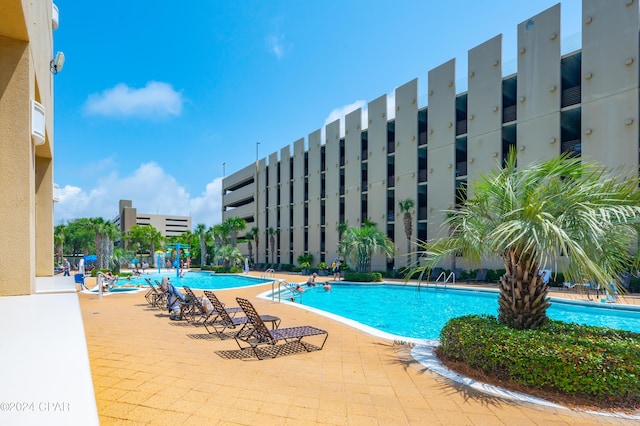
left=213, top=223, right=229, bottom=248
left=65, top=218, right=95, bottom=256
left=223, top=217, right=247, bottom=247
left=337, top=223, right=396, bottom=273
left=410, top=151, right=640, bottom=330
left=92, top=218, right=120, bottom=270
left=194, top=223, right=208, bottom=267
left=267, top=227, right=279, bottom=264
left=297, top=253, right=314, bottom=270
left=218, top=245, right=244, bottom=268
left=124, top=224, right=152, bottom=267
left=145, top=226, right=163, bottom=266
left=398, top=198, right=415, bottom=266
left=246, top=226, right=259, bottom=263
left=54, top=224, right=66, bottom=264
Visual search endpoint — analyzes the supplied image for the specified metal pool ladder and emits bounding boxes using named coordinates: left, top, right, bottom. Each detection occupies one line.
left=271, top=279, right=302, bottom=303
left=434, top=271, right=455, bottom=288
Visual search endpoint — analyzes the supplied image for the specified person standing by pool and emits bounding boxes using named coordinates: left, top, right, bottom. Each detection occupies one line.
left=63, top=258, right=70, bottom=276
left=332, top=260, right=341, bottom=281
left=306, top=272, right=318, bottom=287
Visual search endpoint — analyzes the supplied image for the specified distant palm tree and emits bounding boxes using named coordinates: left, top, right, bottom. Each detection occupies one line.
left=410, top=151, right=640, bottom=330
left=54, top=224, right=66, bottom=265
left=267, top=227, right=278, bottom=265
left=92, top=218, right=120, bottom=270
left=246, top=226, right=259, bottom=263
left=224, top=217, right=247, bottom=247
left=194, top=223, right=208, bottom=266
left=338, top=223, right=396, bottom=273
left=398, top=198, right=415, bottom=266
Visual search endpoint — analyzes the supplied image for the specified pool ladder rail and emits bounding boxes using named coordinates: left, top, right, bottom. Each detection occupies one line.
left=420, top=271, right=455, bottom=289
left=262, top=268, right=276, bottom=278
left=271, top=279, right=303, bottom=303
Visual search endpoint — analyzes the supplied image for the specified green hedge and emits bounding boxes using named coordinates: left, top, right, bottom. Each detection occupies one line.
left=439, top=315, right=640, bottom=406
left=342, top=271, right=382, bottom=282
left=200, top=265, right=243, bottom=274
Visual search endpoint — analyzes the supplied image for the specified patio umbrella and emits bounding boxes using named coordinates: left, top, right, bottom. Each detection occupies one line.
left=84, top=255, right=97, bottom=262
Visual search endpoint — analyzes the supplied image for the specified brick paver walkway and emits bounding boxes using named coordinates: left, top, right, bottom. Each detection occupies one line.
left=79, top=273, right=639, bottom=425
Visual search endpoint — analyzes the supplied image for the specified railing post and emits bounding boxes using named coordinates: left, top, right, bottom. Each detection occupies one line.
left=97, top=272, right=103, bottom=300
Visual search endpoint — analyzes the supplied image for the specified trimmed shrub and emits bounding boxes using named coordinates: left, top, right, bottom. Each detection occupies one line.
left=485, top=269, right=506, bottom=283
left=439, top=315, right=640, bottom=406
left=343, top=271, right=382, bottom=282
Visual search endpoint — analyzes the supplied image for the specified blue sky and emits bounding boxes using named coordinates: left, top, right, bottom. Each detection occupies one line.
left=53, top=0, right=582, bottom=228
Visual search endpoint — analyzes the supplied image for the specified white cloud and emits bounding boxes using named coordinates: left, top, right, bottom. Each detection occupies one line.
left=323, top=100, right=367, bottom=138
left=267, top=17, right=288, bottom=59
left=267, top=33, right=285, bottom=58
left=84, top=81, right=184, bottom=118
left=55, top=162, right=221, bottom=229
left=323, top=91, right=398, bottom=138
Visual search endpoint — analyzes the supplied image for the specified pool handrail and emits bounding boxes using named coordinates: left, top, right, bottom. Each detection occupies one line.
left=435, top=271, right=455, bottom=288
left=262, top=269, right=275, bottom=278
left=271, top=279, right=302, bottom=303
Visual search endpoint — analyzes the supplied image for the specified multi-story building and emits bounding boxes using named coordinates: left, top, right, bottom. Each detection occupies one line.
left=223, top=0, right=639, bottom=272
left=114, top=199, right=192, bottom=239
left=0, top=1, right=60, bottom=295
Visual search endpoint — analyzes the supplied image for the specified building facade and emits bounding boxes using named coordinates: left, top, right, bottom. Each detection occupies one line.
left=0, top=1, right=59, bottom=295
left=114, top=199, right=192, bottom=239
left=223, top=0, right=639, bottom=272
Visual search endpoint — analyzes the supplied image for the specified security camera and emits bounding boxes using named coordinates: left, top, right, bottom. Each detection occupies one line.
left=50, top=51, right=65, bottom=74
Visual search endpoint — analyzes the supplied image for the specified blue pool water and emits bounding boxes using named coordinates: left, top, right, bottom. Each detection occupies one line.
left=291, top=284, right=640, bottom=340
left=115, top=271, right=271, bottom=290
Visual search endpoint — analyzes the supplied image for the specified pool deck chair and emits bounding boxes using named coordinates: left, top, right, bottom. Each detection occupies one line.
left=182, top=286, right=216, bottom=323
left=235, top=297, right=328, bottom=360
left=144, top=278, right=167, bottom=308
left=428, top=267, right=442, bottom=281
left=467, top=268, right=488, bottom=283
left=203, top=290, right=249, bottom=338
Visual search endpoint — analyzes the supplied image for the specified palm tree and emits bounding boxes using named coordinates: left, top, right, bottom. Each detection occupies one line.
left=54, top=224, right=66, bottom=265
left=213, top=223, right=229, bottom=248
left=411, top=152, right=640, bottom=330
left=267, top=227, right=278, bottom=265
left=92, top=218, right=120, bottom=270
left=223, top=217, right=247, bottom=247
left=194, top=223, right=208, bottom=266
left=398, top=198, right=415, bottom=266
left=218, top=245, right=244, bottom=268
left=337, top=223, right=396, bottom=273
left=245, top=226, right=259, bottom=263
left=144, top=225, right=163, bottom=267
left=124, top=224, right=151, bottom=268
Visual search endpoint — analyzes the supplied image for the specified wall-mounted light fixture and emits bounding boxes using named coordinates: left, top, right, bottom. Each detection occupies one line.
left=50, top=51, right=65, bottom=74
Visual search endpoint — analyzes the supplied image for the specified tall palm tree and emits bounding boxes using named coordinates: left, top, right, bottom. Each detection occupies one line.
left=124, top=224, right=151, bottom=268
left=194, top=223, right=208, bottom=266
left=143, top=225, right=163, bottom=267
left=93, top=218, right=120, bottom=270
left=398, top=198, right=415, bottom=266
left=54, top=224, right=66, bottom=265
left=223, top=217, right=247, bottom=247
left=337, top=223, right=396, bottom=272
left=411, top=151, right=640, bottom=330
left=245, top=226, right=258, bottom=263
left=213, top=223, right=229, bottom=248
left=267, top=227, right=278, bottom=264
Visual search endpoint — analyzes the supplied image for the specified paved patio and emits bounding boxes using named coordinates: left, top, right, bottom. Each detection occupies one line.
left=79, top=272, right=640, bottom=425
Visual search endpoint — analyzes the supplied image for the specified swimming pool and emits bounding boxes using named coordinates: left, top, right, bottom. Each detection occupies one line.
left=275, top=283, right=640, bottom=341
left=115, top=272, right=272, bottom=290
